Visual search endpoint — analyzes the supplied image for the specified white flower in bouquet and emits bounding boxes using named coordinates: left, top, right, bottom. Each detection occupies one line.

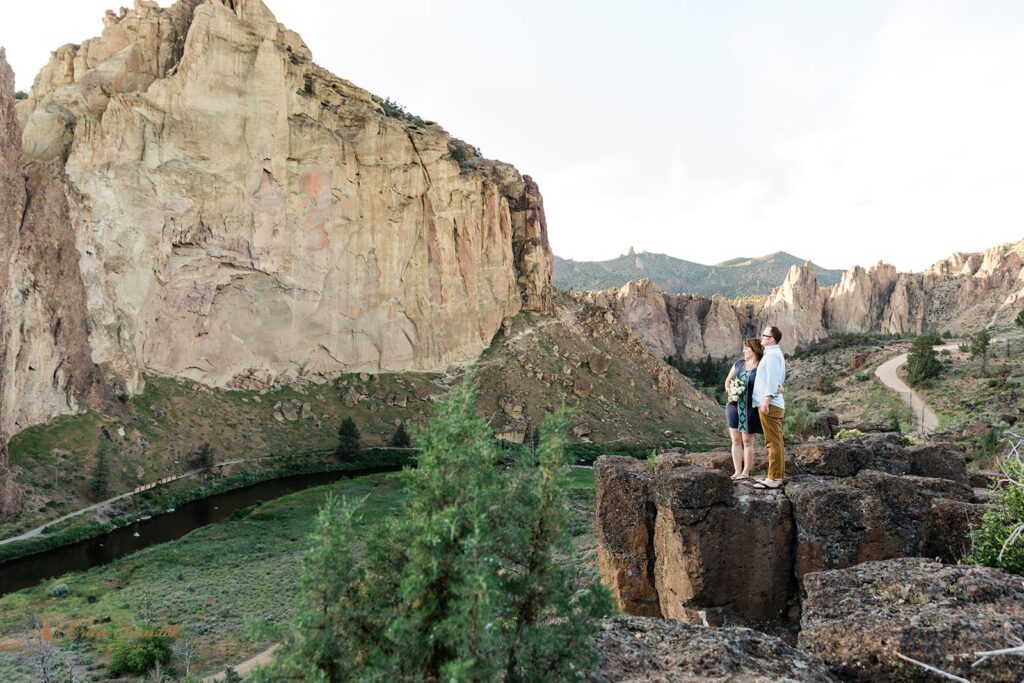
left=727, top=377, right=745, bottom=403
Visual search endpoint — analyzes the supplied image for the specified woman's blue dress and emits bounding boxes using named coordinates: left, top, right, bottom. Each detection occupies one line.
left=725, top=359, right=763, bottom=434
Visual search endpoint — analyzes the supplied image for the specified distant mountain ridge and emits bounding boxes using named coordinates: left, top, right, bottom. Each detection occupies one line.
left=554, top=250, right=845, bottom=297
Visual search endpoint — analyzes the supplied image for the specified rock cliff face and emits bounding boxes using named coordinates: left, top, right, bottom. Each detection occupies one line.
left=1, top=0, right=553, bottom=436
left=0, top=49, right=25, bottom=519
left=577, top=243, right=1024, bottom=360
left=594, top=435, right=989, bottom=627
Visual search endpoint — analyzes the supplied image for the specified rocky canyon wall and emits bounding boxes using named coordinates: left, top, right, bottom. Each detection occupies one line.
left=574, top=243, right=1024, bottom=360
left=0, top=0, right=553, bottom=437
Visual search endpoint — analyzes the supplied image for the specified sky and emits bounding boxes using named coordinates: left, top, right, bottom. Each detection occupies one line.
left=3, top=0, right=1023, bottom=272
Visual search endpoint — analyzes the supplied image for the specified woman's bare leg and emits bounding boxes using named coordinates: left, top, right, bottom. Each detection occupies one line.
left=729, top=428, right=743, bottom=477
left=741, top=433, right=756, bottom=477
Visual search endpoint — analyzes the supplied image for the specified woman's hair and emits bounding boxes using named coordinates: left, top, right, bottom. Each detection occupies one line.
left=744, top=337, right=765, bottom=361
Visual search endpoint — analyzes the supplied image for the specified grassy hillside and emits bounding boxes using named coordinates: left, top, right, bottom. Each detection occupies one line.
left=554, top=250, right=845, bottom=297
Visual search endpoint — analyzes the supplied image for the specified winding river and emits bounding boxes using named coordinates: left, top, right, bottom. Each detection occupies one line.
left=0, top=465, right=401, bottom=596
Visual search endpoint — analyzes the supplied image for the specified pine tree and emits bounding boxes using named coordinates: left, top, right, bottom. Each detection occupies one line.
left=1016, top=309, right=1024, bottom=329
left=89, top=443, right=110, bottom=501
left=971, top=328, right=991, bottom=374
left=389, top=422, right=412, bottom=448
left=335, top=417, right=361, bottom=459
left=189, top=443, right=214, bottom=471
left=905, top=334, right=942, bottom=387
left=500, top=408, right=615, bottom=681
left=253, top=380, right=613, bottom=682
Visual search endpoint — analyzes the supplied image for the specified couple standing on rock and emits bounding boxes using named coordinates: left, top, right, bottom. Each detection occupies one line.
left=723, top=325, right=786, bottom=489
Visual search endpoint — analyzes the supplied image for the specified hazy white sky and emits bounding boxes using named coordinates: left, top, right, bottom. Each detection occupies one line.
left=3, top=0, right=1023, bottom=272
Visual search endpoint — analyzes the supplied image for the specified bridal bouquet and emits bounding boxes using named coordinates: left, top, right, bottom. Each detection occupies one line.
left=727, top=377, right=745, bottom=404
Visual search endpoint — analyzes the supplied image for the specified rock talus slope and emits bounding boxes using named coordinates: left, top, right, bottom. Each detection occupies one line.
left=1, top=0, right=553, bottom=436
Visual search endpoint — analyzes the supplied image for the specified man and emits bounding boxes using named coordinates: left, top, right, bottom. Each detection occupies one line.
left=752, top=325, right=786, bottom=489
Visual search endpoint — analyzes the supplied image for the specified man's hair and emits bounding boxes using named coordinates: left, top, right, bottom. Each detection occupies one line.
left=767, top=326, right=782, bottom=343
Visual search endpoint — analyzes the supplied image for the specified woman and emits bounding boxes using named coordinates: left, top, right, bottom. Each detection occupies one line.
left=723, top=338, right=764, bottom=480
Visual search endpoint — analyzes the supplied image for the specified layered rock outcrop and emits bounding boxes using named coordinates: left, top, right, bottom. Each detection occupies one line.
left=589, top=616, right=839, bottom=683
left=1, top=0, right=553, bottom=436
left=594, top=437, right=992, bottom=627
left=575, top=242, right=1024, bottom=359
left=800, top=558, right=1024, bottom=682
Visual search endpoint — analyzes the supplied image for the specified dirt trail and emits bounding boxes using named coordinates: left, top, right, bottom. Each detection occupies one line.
left=203, top=644, right=280, bottom=681
left=874, top=344, right=959, bottom=435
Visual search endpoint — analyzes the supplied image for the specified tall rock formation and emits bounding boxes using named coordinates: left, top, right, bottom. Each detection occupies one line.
left=577, top=242, right=1024, bottom=362
left=1, top=0, right=553, bottom=437
left=0, top=49, right=25, bottom=519
left=760, top=263, right=827, bottom=353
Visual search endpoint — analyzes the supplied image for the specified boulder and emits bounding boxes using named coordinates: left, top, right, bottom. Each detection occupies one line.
left=970, top=469, right=1000, bottom=489
left=589, top=616, right=839, bottom=683
left=800, top=558, right=1024, bottom=682
left=593, top=457, right=661, bottom=617
left=786, top=470, right=975, bottom=580
left=587, top=353, right=610, bottom=376
left=498, top=395, right=523, bottom=418
left=573, top=377, right=594, bottom=398
left=653, top=467, right=793, bottom=624
left=922, top=497, right=998, bottom=563
left=495, top=421, right=527, bottom=444
left=905, top=442, right=968, bottom=484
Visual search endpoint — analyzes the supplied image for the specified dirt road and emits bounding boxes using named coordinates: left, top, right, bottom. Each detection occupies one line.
left=874, top=344, right=959, bottom=435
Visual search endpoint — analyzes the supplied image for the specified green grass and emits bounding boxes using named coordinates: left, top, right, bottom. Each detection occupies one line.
left=0, top=469, right=598, bottom=680
left=0, top=474, right=404, bottom=679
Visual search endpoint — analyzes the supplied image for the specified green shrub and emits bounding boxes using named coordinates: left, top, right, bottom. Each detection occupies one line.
left=784, top=398, right=820, bottom=439
left=107, top=635, right=174, bottom=676
left=885, top=407, right=904, bottom=433
left=14, top=90, right=27, bottom=100
left=905, top=335, right=942, bottom=386
left=815, top=377, right=838, bottom=394
left=835, top=428, right=863, bottom=439
left=855, top=371, right=871, bottom=382
left=967, top=440, right=1024, bottom=575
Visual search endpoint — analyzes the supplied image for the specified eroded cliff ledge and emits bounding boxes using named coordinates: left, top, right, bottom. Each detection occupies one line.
left=0, top=0, right=554, bottom=437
